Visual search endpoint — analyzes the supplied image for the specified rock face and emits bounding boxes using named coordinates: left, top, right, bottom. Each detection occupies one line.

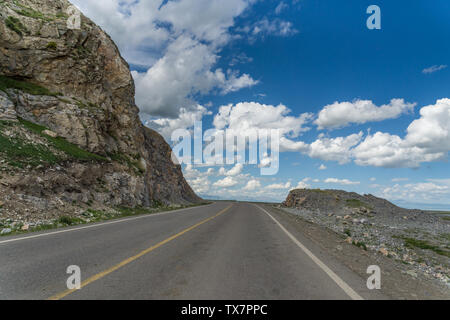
left=0, top=0, right=201, bottom=219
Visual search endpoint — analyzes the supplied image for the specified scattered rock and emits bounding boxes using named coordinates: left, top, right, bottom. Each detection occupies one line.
left=379, top=248, right=390, bottom=256
left=406, top=270, right=418, bottom=278
left=42, top=130, right=58, bottom=138
left=281, top=188, right=450, bottom=285
left=1, top=228, right=12, bottom=235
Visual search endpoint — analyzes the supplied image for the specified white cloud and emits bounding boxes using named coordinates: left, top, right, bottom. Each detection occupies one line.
left=307, top=132, right=363, bottom=164
left=71, top=0, right=169, bottom=67
left=243, top=179, right=261, bottom=190
left=207, top=99, right=449, bottom=170
left=279, top=137, right=310, bottom=153
left=315, top=99, right=416, bottom=130
left=184, top=164, right=215, bottom=178
left=405, top=98, right=450, bottom=153
left=73, top=0, right=258, bottom=131
left=189, top=176, right=211, bottom=194
left=229, top=53, right=254, bottom=66
left=183, top=165, right=212, bottom=194
left=213, top=102, right=312, bottom=152
left=251, top=18, right=298, bottom=37
left=219, top=70, right=259, bottom=94
left=353, top=99, right=450, bottom=167
left=290, top=178, right=311, bottom=190
left=353, top=132, right=430, bottom=168
left=324, top=178, right=360, bottom=185
left=217, top=164, right=244, bottom=176
left=143, top=104, right=211, bottom=139
left=381, top=180, right=450, bottom=204
left=159, top=0, right=249, bottom=44
left=422, top=65, right=447, bottom=74
left=258, top=153, right=278, bottom=168
left=265, top=182, right=292, bottom=190
left=236, top=17, right=298, bottom=40
left=226, top=163, right=244, bottom=176
left=275, top=2, right=288, bottom=14
left=133, top=35, right=257, bottom=118
left=293, top=181, right=310, bottom=189
left=213, top=176, right=238, bottom=188
left=319, top=164, right=327, bottom=170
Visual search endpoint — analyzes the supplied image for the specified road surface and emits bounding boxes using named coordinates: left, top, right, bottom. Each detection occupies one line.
left=0, top=202, right=385, bottom=300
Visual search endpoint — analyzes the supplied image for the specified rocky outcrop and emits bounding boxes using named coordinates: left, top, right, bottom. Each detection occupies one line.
left=283, top=188, right=421, bottom=216
left=0, top=0, right=201, bottom=220
left=281, top=189, right=450, bottom=286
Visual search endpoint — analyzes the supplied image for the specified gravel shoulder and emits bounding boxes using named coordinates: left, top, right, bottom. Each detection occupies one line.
left=263, top=204, right=450, bottom=300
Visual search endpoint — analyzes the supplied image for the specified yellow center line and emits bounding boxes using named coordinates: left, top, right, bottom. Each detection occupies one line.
left=48, top=204, right=233, bottom=300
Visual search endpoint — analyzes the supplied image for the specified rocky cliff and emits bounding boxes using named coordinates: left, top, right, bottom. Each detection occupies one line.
left=0, top=0, right=201, bottom=222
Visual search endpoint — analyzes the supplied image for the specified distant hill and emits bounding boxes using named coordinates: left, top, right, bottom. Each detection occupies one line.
left=283, top=188, right=425, bottom=216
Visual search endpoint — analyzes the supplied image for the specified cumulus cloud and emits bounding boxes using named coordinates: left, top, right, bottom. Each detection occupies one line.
left=217, top=164, right=245, bottom=176
left=381, top=181, right=450, bottom=204
left=319, top=164, right=327, bottom=170
left=189, top=176, right=211, bottom=194
left=213, top=176, right=239, bottom=188
left=265, top=182, right=292, bottom=190
left=183, top=165, right=212, bottom=194
left=243, top=179, right=261, bottom=190
left=353, top=98, right=450, bottom=167
left=307, top=132, right=363, bottom=164
left=71, top=0, right=170, bottom=67
left=159, top=0, right=249, bottom=44
left=307, top=99, right=450, bottom=168
left=315, top=99, right=416, bottom=130
left=353, top=132, right=431, bottom=168
left=133, top=35, right=257, bottom=118
left=225, top=163, right=244, bottom=176
left=213, top=102, right=312, bottom=152
left=143, top=105, right=211, bottom=140
left=405, top=98, right=450, bottom=153
left=73, top=0, right=258, bottom=132
left=292, top=180, right=310, bottom=189
left=422, top=65, right=447, bottom=74
left=324, top=178, right=360, bottom=185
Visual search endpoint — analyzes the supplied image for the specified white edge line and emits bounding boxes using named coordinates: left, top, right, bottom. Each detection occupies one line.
left=255, top=204, right=364, bottom=301
left=0, top=203, right=215, bottom=245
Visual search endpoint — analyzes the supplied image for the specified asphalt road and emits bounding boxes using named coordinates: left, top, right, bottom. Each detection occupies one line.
left=0, top=202, right=385, bottom=300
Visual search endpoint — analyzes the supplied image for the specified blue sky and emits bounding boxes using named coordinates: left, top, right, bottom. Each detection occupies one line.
left=72, top=0, right=450, bottom=209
